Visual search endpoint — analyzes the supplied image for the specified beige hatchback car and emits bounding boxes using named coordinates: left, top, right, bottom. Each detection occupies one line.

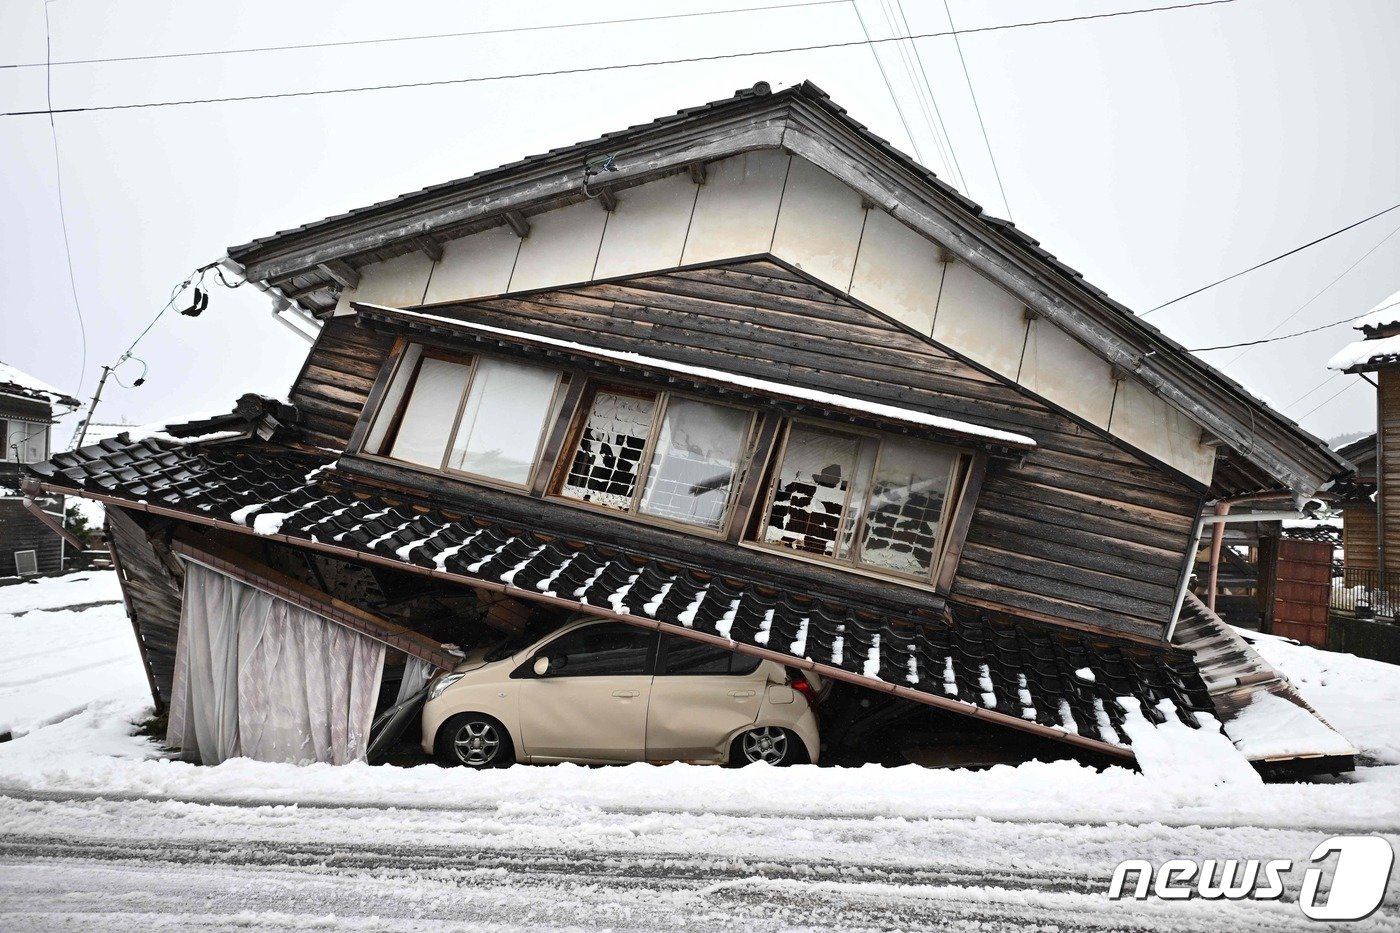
left=422, top=617, right=821, bottom=768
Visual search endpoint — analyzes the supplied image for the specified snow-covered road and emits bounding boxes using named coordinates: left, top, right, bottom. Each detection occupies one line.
left=3, top=784, right=1390, bottom=931
left=2, top=572, right=1400, bottom=930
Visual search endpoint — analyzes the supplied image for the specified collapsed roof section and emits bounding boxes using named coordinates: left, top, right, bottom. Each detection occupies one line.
left=27, top=432, right=1222, bottom=762
left=225, top=80, right=1348, bottom=500
left=0, top=360, right=79, bottom=409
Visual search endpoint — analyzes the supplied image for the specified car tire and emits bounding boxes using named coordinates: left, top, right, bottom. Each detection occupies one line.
left=729, top=726, right=805, bottom=767
left=435, top=713, right=515, bottom=769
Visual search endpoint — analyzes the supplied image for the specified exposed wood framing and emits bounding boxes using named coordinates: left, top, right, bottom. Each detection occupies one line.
left=504, top=210, right=531, bottom=240
left=595, top=187, right=618, bottom=212
left=415, top=236, right=444, bottom=263
left=20, top=495, right=85, bottom=549
left=687, top=160, right=707, bottom=185
left=317, top=259, right=361, bottom=289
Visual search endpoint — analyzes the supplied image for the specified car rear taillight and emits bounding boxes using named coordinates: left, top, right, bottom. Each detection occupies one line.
left=790, top=671, right=817, bottom=707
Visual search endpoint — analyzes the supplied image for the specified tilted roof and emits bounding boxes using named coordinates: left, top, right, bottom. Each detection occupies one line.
left=26, top=432, right=1219, bottom=761
left=225, top=81, right=1348, bottom=499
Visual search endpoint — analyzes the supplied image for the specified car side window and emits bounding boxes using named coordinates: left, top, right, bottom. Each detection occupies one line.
left=659, top=634, right=762, bottom=676
left=541, top=624, right=654, bottom=677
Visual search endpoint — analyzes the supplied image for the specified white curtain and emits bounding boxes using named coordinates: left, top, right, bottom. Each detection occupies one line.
left=167, top=562, right=385, bottom=766
left=396, top=656, right=435, bottom=704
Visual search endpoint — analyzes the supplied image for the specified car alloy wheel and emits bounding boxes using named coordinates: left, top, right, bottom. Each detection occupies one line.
left=740, top=726, right=792, bottom=765
left=452, top=719, right=503, bottom=767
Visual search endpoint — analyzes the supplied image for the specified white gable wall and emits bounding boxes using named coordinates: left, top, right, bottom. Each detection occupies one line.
left=333, top=151, right=1216, bottom=486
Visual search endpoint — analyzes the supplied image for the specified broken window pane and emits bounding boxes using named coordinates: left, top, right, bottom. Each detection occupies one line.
left=855, top=437, right=953, bottom=577
left=388, top=357, right=471, bottom=468
left=639, top=397, right=749, bottom=529
left=561, top=390, right=657, bottom=510
left=448, top=357, right=560, bottom=485
left=762, top=425, right=861, bottom=557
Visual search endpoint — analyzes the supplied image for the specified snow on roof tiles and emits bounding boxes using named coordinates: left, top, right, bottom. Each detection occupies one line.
left=0, top=361, right=79, bottom=408
left=1352, top=288, right=1400, bottom=332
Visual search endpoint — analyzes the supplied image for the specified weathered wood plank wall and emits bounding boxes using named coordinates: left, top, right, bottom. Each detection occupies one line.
left=290, top=260, right=1201, bottom=640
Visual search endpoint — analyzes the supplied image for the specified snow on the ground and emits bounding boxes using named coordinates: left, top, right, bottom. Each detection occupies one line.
left=2, top=572, right=1399, bottom=929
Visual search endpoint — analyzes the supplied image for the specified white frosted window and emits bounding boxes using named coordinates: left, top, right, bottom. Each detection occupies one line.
left=448, top=357, right=560, bottom=485
left=762, top=426, right=861, bottom=556
left=639, top=397, right=750, bottom=529
left=388, top=357, right=470, bottom=467
left=365, top=345, right=423, bottom=454
left=562, top=390, right=657, bottom=509
left=856, top=437, right=953, bottom=577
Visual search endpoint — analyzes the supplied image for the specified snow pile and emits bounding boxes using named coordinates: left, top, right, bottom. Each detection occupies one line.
left=1120, top=700, right=1261, bottom=789
left=1329, top=332, right=1400, bottom=371
left=1227, top=690, right=1356, bottom=760
left=1352, top=287, right=1400, bottom=331
left=1241, top=626, right=1400, bottom=768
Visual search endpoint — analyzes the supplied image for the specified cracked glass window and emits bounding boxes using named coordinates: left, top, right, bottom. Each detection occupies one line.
left=561, top=390, right=657, bottom=510
left=856, top=437, right=953, bottom=577
left=761, top=425, right=862, bottom=557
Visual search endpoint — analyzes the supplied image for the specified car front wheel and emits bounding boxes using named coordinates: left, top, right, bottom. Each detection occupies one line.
left=436, top=713, right=515, bottom=769
left=730, top=726, right=803, bottom=766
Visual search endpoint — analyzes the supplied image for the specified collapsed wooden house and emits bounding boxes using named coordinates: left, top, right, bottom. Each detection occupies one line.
left=25, top=81, right=1357, bottom=773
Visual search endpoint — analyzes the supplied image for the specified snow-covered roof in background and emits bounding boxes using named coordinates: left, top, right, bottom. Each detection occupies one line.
left=0, top=361, right=78, bottom=408
left=357, top=303, right=1037, bottom=449
left=1353, top=288, right=1400, bottom=331
left=1329, top=333, right=1400, bottom=372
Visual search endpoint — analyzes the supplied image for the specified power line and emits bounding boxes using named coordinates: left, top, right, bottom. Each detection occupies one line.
left=876, top=0, right=950, bottom=177
left=892, top=0, right=968, bottom=191
left=43, top=1, right=88, bottom=398
left=0, top=1, right=850, bottom=69
left=851, top=0, right=929, bottom=167
left=942, top=0, right=1013, bottom=219
left=2, top=0, right=1242, bottom=118
left=1142, top=200, right=1400, bottom=316
left=1280, top=371, right=1341, bottom=412
left=1189, top=313, right=1359, bottom=352
left=1224, top=218, right=1400, bottom=366
left=1294, top=377, right=1365, bottom=421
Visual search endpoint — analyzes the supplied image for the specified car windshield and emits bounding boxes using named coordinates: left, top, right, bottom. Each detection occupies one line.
left=483, top=616, right=566, bottom=662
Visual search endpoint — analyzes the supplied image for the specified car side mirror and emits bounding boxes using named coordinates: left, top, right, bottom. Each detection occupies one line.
left=533, top=655, right=551, bottom=677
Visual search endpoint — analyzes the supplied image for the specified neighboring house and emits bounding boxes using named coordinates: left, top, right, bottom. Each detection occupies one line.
left=0, top=361, right=79, bottom=577
left=26, top=82, right=1356, bottom=774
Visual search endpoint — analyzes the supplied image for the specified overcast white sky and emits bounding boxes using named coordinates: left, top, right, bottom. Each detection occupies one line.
left=2, top=0, right=1396, bottom=448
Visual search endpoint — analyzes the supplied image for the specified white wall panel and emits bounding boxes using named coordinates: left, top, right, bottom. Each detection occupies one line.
left=1018, top=319, right=1116, bottom=429
left=339, top=251, right=435, bottom=311
left=680, top=151, right=789, bottom=265
left=1109, top=377, right=1216, bottom=485
left=593, top=173, right=697, bottom=280
left=930, top=260, right=1028, bottom=378
left=507, top=198, right=608, bottom=293
left=423, top=225, right=520, bottom=304
left=848, top=210, right=944, bottom=335
left=770, top=158, right=867, bottom=290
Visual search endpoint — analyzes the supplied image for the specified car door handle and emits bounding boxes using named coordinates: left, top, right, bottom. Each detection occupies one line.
left=612, top=690, right=640, bottom=698
left=727, top=690, right=756, bottom=698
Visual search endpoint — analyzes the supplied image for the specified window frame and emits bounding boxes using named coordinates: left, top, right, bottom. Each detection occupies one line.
left=546, top=382, right=761, bottom=539
left=359, top=343, right=569, bottom=493
left=749, top=418, right=971, bottom=589
left=510, top=622, right=660, bottom=679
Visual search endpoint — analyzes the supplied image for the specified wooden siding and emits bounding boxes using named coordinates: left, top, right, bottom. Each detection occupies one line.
left=106, top=507, right=184, bottom=705
left=0, top=498, right=64, bottom=576
left=293, top=260, right=1201, bottom=640
left=1380, top=369, right=1400, bottom=574
left=1343, top=504, right=1379, bottom=578
left=290, top=319, right=397, bottom=451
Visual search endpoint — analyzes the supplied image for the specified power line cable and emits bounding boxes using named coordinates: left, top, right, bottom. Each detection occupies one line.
left=1224, top=217, right=1400, bottom=365
left=1293, top=377, right=1365, bottom=421
left=1280, top=371, right=1341, bottom=412
left=942, top=0, right=1012, bottom=219
left=1, top=0, right=1243, bottom=118
left=892, top=0, right=968, bottom=191
left=43, top=0, right=88, bottom=397
left=1142, top=200, right=1400, bottom=316
left=0, top=1, right=849, bottom=69
left=877, top=0, right=953, bottom=180
left=1188, top=312, right=1359, bottom=352
left=850, top=0, right=929, bottom=166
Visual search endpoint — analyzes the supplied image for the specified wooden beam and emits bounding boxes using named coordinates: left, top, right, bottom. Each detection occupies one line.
left=415, top=236, right=444, bottom=263
left=20, top=495, right=86, bottom=549
left=688, top=160, right=707, bottom=185
left=169, top=529, right=460, bottom=671
left=504, top=210, right=531, bottom=239
left=596, top=187, right=618, bottom=212
left=317, top=259, right=361, bottom=290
